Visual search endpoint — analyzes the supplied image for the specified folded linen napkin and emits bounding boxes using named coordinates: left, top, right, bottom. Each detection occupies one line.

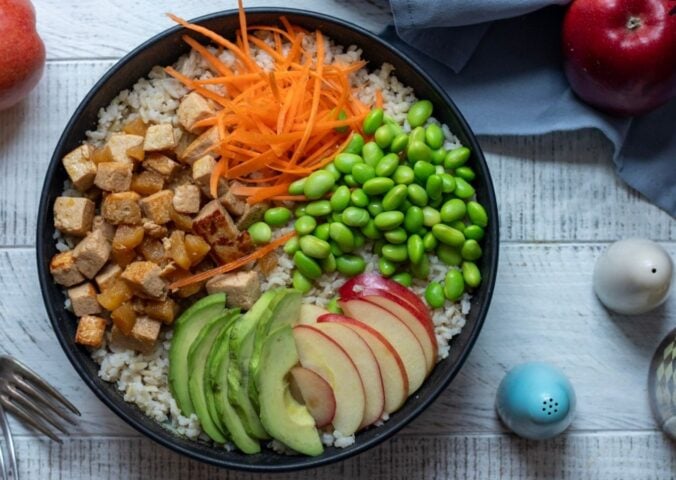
left=385, top=0, right=675, bottom=215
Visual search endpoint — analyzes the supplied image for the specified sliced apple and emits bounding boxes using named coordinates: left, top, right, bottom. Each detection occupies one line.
left=318, top=314, right=409, bottom=414
left=292, top=325, right=365, bottom=435
left=339, top=299, right=427, bottom=394
left=290, top=366, right=336, bottom=428
left=312, top=322, right=385, bottom=427
left=298, top=304, right=328, bottom=325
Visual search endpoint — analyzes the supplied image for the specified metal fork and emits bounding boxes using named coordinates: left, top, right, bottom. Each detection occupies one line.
left=0, top=356, right=81, bottom=480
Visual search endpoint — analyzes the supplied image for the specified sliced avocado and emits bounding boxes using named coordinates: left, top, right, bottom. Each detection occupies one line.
left=169, top=293, right=227, bottom=416
left=257, top=325, right=323, bottom=456
left=187, top=310, right=237, bottom=443
left=204, top=322, right=232, bottom=439
left=208, top=322, right=261, bottom=454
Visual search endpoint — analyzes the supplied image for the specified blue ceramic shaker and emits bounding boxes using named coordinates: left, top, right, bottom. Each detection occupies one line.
left=496, top=362, right=576, bottom=440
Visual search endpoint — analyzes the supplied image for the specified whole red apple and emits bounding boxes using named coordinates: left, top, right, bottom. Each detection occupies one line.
left=0, top=0, right=45, bottom=111
left=562, top=0, right=676, bottom=116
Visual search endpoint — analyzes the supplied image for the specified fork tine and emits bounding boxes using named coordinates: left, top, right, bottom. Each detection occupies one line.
left=0, top=396, right=61, bottom=443
left=12, top=377, right=76, bottom=426
left=6, top=387, right=68, bottom=436
left=0, top=403, right=18, bottom=480
left=7, top=359, right=80, bottom=416
left=0, top=412, right=7, bottom=480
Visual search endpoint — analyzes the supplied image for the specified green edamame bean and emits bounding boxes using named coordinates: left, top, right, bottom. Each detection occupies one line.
left=450, top=220, right=466, bottom=232
left=440, top=198, right=467, bottom=223
left=375, top=153, right=400, bottom=177
left=383, top=113, right=398, bottom=125
left=426, top=174, right=443, bottom=201
left=314, top=223, right=330, bottom=241
left=444, top=269, right=465, bottom=301
left=288, top=178, right=306, bottom=195
left=303, top=170, right=335, bottom=199
left=407, top=140, right=431, bottom=163
left=382, top=184, right=408, bottom=211
left=384, top=227, right=407, bottom=244
left=435, top=165, right=445, bottom=175
left=375, top=124, right=396, bottom=149
left=407, top=100, right=433, bottom=128
left=367, top=200, right=384, bottom=217
left=410, top=253, right=430, bottom=279
left=343, top=174, right=358, bottom=187
left=342, top=207, right=370, bottom=227
left=283, top=236, right=300, bottom=255
left=330, top=241, right=344, bottom=257
left=292, top=270, right=313, bottom=293
left=350, top=189, right=369, bottom=208
left=374, top=211, right=405, bottom=230
left=344, top=133, right=365, bottom=154
left=363, top=177, right=394, bottom=196
left=330, top=185, right=351, bottom=212
left=306, top=200, right=332, bottom=217
left=425, top=282, right=445, bottom=308
left=360, top=219, right=382, bottom=240
left=294, top=206, right=307, bottom=218
left=390, top=133, right=409, bottom=153
left=440, top=173, right=456, bottom=193
left=293, top=251, right=322, bottom=280
left=378, top=257, right=396, bottom=277
left=425, top=123, right=444, bottom=149
left=462, top=261, right=482, bottom=288
left=353, top=231, right=366, bottom=249
left=329, top=222, right=355, bottom=252
left=410, top=126, right=426, bottom=144
left=454, top=177, right=476, bottom=199
left=401, top=199, right=414, bottom=211
left=299, top=235, right=331, bottom=259
left=407, top=234, right=424, bottom=264
left=461, top=239, right=482, bottom=261
left=413, top=161, right=436, bottom=182
left=455, top=166, right=476, bottom=182
left=392, top=272, right=412, bottom=287
left=363, top=108, right=384, bottom=135
left=437, top=244, right=462, bottom=266
left=323, top=162, right=341, bottom=181
left=248, top=222, right=271, bottom=244
left=264, top=207, right=291, bottom=226
left=334, top=153, right=363, bottom=174
left=335, top=109, right=348, bottom=133
left=321, top=253, right=337, bottom=273
left=326, top=295, right=342, bottom=313
left=294, top=215, right=317, bottom=236
left=336, top=254, right=366, bottom=277
left=362, top=142, right=384, bottom=167
left=393, top=165, right=415, bottom=185
left=404, top=206, right=424, bottom=233
left=407, top=184, right=428, bottom=207
left=432, top=224, right=465, bottom=247
left=352, top=163, right=376, bottom=185
left=382, top=243, right=408, bottom=262
left=464, top=224, right=485, bottom=241
left=430, top=147, right=447, bottom=165
left=373, top=240, right=386, bottom=256
left=429, top=196, right=443, bottom=209
left=331, top=212, right=343, bottom=223
left=422, top=206, right=441, bottom=227
left=467, top=201, right=488, bottom=227
left=444, top=147, right=471, bottom=169
left=423, top=231, right=438, bottom=251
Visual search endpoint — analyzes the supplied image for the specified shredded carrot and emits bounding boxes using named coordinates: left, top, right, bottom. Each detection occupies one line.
left=375, top=89, right=383, bottom=109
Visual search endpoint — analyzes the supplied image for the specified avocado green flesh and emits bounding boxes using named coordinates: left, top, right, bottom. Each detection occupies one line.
left=257, top=326, right=323, bottom=456
left=169, top=293, right=227, bottom=416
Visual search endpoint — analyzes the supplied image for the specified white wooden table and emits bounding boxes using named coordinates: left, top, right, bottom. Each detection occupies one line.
left=0, top=1, right=674, bottom=478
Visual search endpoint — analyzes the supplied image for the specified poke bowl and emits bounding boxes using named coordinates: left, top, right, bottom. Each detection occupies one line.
left=36, top=6, right=499, bottom=472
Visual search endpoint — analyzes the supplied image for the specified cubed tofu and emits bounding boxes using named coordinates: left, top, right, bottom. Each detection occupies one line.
left=101, top=191, right=142, bottom=225
left=139, top=190, right=174, bottom=225
left=192, top=200, right=239, bottom=245
left=213, top=231, right=255, bottom=264
left=54, top=196, right=95, bottom=236
left=130, top=316, right=162, bottom=346
left=219, top=186, right=246, bottom=217
left=94, top=162, right=133, bottom=192
left=73, top=229, right=111, bottom=279
left=95, top=263, right=122, bottom=291
left=191, top=155, right=216, bottom=192
left=63, top=145, right=97, bottom=191
left=206, top=270, right=260, bottom=310
left=143, top=153, right=179, bottom=177
left=177, top=92, right=214, bottom=132
left=172, top=184, right=201, bottom=214
left=68, top=283, right=102, bottom=316
left=109, top=325, right=154, bottom=354
left=179, top=126, right=219, bottom=165
left=143, top=124, right=177, bottom=152
left=75, top=315, right=107, bottom=348
left=105, top=133, right=144, bottom=164
left=142, top=219, right=168, bottom=239
left=130, top=170, right=164, bottom=196
left=121, top=261, right=167, bottom=299
left=236, top=202, right=269, bottom=230
left=50, top=251, right=85, bottom=287
left=92, top=215, right=115, bottom=241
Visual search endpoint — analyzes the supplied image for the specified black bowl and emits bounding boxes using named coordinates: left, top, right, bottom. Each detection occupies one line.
left=36, top=8, right=499, bottom=472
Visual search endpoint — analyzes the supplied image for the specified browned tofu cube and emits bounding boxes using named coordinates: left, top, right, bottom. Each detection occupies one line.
left=92, top=215, right=115, bottom=241
left=109, top=325, right=154, bottom=354
left=219, top=186, right=246, bottom=217
left=54, top=196, right=95, bottom=236
left=73, top=229, right=111, bottom=279
left=191, top=154, right=215, bottom=191
left=143, top=298, right=180, bottom=325
left=95, top=263, right=122, bottom=291
left=130, top=170, right=164, bottom=196
left=50, top=251, right=85, bottom=287
left=94, top=162, right=133, bottom=192
left=172, top=184, right=201, bottom=214
left=105, top=133, right=144, bottom=164
left=101, top=191, right=142, bottom=225
left=143, top=153, right=179, bottom=177
left=68, top=283, right=102, bottom=316
left=63, top=145, right=97, bottom=191
left=236, top=202, right=269, bottom=230
left=143, top=124, right=177, bottom=152
left=142, top=219, right=168, bottom=239
left=206, top=270, right=260, bottom=310
left=121, top=261, right=167, bottom=299
left=192, top=200, right=239, bottom=246
left=139, top=190, right=174, bottom=225
left=177, top=92, right=214, bottom=132
left=130, top=316, right=162, bottom=346
left=75, top=315, right=107, bottom=348
left=179, top=126, right=219, bottom=165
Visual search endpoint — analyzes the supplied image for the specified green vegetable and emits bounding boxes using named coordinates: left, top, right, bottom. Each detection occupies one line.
left=283, top=236, right=300, bottom=255
left=343, top=174, right=358, bottom=187
left=392, top=272, right=412, bottom=287
left=426, top=174, right=443, bottom=201
left=460, top=239, right=482, bottom=261
left=374, top=211, right=404, bottom=230
left=423, top=231, right=438, bottom=251
left=404, top=206, right=424, bottom=233
left=413, top=161, right=435, bottom=182
left=329, top=185, right=351, bottom=212
left=293, top=251, right=322, bottom=280
left=444, top=147, right=471, bottom=169
left=294, top=215, right=317, bottom=236
left=425, top=123, right=444, bottom=149
left=382, top=243, right=408, bottom=262
left=360, top=219, right=382, bottom=240
left=374, top=124, right=396, bottom=149
left=432, top=224, right=465, bottom=247
left=410, top=126, right=426, bottom=144
left=314, top=223, right=330, bottom=241
left=303, top=170, right=335, bottom=199
left=334, top=153, right=363, bottom=174
left=393, top=165, right=415, bottom=185
left=444, top=269, right=465, bottom=301
left=390, top=133, right=409, bottom=153
left=410, top=253, right=430, bottom=279
left=299, top=235, right=331, bottom=259
left=407, top=100, right=433, bottom=127
left=440, top=173, right=456, bottom=193
left=363, top=177, right=394, bottom=196
left=454, top=177, right=476, bottom=199
left=382, top=184, right=408, bottom=211
left=292, top=270, right=313, bottom=293
left=344, top=133, right=365, bottom=154
left=306, top=200, right=332, bottom=217
left=440, top=199, right=467, bottom=223
left=363, top=108, right=384, bottom=135
left=336, top=255, right=366, bottom=277
left=362, top=142, right=384, bottom=167
left=326, top=296, right=342, bottom=313
left=288, top=178, right=306, bottom=195
left=462, top=261, right=482, bottom=288
left=353, top=231, right=365, bottom=249
left=422, top=206, right=441, bottom=227
left=407, top=140, right=431, bottom=163
left=407, top=184, right=428, bottom=207
left=350, top=189, right=369, bottom=208
left=367, top=200, right=384, bottom=217
left=407, top=234, right=424, bottom=264
left=320, top=253, right=337, bottom=273
left=294, top=206, right=307, bottom=218
left=323, top=162, right=341, bottom=181
left=378, top=257, right=396, bottom=277
left=335, top=109, right=348, bottom=133
left=329, top=222, right=355, bottom=252
left=384, top=228, right=407, bottom=244
left=437, top=244, right=462, bottom=266
left=342, top=207, right=370, bottom=227
left=425, top=282, right=445, bottom=308
left=455, top=166, right=476, bottom=181
left=352, top=163, right=376, bottom=185
left=375, top=153, right=399, bottom=177
left=248, top=222, right=271, bottom=244
left=467, top=201, right=488, bottom=227
left=430, top=147, right=447, bottom=165
left=264, top=207, right=292, bottom=227
left=464, top=224, right=485, bottom=241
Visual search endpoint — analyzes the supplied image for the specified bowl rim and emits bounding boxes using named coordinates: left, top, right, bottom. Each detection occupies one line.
left=36, top=7, right=499, bottom=472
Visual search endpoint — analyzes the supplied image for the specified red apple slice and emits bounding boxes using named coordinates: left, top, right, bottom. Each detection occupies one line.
left=292, top=325, right=365, bottom=435
left=339, top=299, right=427, bottom=394
left=298, top=304, right=328, bottom=325
left=290, top=366, right=336, bottom=428
left=319, top=314, right=409, bottom=414
left=312, top=322, right=385, bottom=427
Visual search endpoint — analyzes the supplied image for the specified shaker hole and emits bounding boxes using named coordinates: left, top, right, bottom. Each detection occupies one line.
left=652, top=268, right=657, bottom=274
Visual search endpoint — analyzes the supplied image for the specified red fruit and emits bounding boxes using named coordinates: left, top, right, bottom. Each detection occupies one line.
left=0, top=0, right=45, bottom=110
left=562, top=0, right=676, bottom=116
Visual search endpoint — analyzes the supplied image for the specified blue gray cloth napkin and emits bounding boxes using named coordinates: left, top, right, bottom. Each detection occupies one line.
left=384, top=0, right=675, bottom=216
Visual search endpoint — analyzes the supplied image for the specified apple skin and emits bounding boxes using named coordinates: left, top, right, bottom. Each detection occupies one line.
left=290, top=367, right=336, bottom=428
left=562, top=0, right=676, bottom=116
left=0, top=0, right=45, bottom=110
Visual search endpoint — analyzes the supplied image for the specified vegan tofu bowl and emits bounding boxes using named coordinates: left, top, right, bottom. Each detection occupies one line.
left=37, top=6, right=498, bottom=471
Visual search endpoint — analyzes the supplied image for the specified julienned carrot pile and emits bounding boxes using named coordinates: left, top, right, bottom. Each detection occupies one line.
left=165, top=1, right=376, bottom=206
